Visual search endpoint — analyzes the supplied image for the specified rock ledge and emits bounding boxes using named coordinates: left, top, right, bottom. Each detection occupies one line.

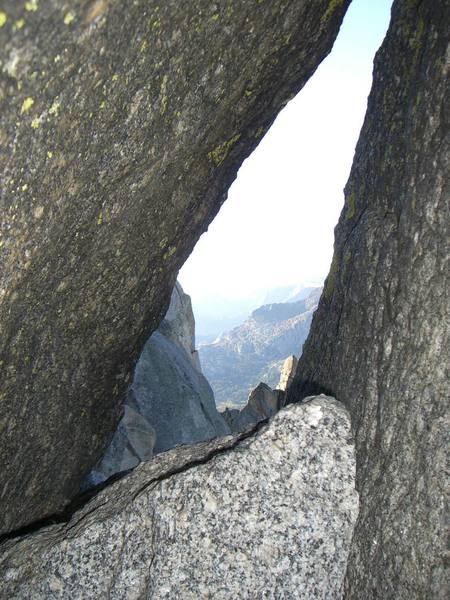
left=0, top=396, right=358, bottom=600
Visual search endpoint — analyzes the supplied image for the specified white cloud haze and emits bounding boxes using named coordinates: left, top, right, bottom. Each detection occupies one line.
left=180, top=0, right=392, bottom=312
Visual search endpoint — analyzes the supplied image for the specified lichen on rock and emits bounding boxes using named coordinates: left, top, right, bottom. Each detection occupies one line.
left=0, top=0, right=351, bottom=535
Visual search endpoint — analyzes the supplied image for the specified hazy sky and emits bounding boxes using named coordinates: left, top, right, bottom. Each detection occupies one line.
left=180, top=0, right=393, bottom=308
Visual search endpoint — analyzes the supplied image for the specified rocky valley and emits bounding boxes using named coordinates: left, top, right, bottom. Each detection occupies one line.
left=200, top=287, right=321, bottom=408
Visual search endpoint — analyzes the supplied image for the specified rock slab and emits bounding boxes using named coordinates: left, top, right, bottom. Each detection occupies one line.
left=88, top=281, right=229, bottom=486
left=0, top=397, right=358, bottom=600
left=0, top=0, right=350, bottom=534
left=287, top=1, right=450, bottom=597
left=222, top=382, right=284, bottom=434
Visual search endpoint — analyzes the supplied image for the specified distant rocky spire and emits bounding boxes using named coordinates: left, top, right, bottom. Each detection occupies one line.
left=276, top=355, right=299, bottom=392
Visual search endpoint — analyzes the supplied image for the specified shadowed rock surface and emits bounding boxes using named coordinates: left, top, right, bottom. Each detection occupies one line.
left=287, top=1, right=450, bottom=597
left=0, top=397, right=358, bottom=600
left=131, top=331, right=230, bottom=455
left=87, top=281, right=229, bottom=486
left=84, top=403, right=157, bottom=488
left=158, top=281, right=201, bottom=371
left=222, top=382, right=284, bottom=433
left=0, top=0, right=351, bottom=534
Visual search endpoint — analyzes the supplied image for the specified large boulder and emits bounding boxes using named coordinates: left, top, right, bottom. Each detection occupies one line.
left=0, top=0, right=351, bottom=534
left=0, top=397, right=358, bottom=600
left=287, top=1, right=449, bottom=597
left=132, top=331, right=230, bottom=455
left=87, top=281, right=229, bottom=486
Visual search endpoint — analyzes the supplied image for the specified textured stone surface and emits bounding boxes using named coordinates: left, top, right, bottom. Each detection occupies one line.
left=0, top=396, right=358, bottom=600
left=159, top=281, right=201, bottom=370
left=287, top=1, right=450, bottom=598
left=277, top=354, right=299, bottom=391
left=88, top=280, right=228, bottom=485
left=84, top=402, right=156, bottom=488
left=131, top=330, right=230, bottom=455
left=222, top=382, right=284, bottom=434
left=0, top=0, right=350, bottom=534
left=201, top=287, right=321, bottom=407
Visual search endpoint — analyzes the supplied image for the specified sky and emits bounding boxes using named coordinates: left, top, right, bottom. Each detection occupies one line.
left=179, top=0, right=393, bottom=314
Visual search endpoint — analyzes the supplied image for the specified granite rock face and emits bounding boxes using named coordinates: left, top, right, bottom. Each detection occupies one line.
left=159, top=281, right=201, bottom=370
left=0, top=0, right=351, bottom=534
left=222, top=381, right=284, bottom=433
left=277, top=354, right=299, bottom=391
left=287, top=1, right=450, bottom=597
left=0, top=397, right=359, bottom=600
left=131, top=331, right=230, bottom=455
left=88, top=281, right=229, bottom=485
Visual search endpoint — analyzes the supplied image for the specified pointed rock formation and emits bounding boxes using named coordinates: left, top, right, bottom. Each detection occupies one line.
left=159, top=281, right=201, bottom=371
left=222, top=382, right=284, bottom=433
left=88, top=282, right=229, bottom=486
left=276, top=355, right=299, bottom=391
left=222, top=355, right=298, bottom=434
left=0, top=0, right=351, bottom=534
left=0, top=397, right=358, bottom=600
left=287, top=1, right=450, bottom=597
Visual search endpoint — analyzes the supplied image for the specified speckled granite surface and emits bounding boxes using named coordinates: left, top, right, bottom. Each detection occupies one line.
left=0, top=396, right=358, bottom=599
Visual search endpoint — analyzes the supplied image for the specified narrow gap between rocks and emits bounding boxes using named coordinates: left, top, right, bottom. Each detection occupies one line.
left=1, top=0, right=392, bottom=543
left=73, top=0, right=392, bottom=492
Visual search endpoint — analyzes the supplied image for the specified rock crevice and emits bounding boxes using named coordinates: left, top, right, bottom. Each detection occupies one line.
left=0, top=397, right=358, bottom=600
left=0, top=0, right=351, bottom=534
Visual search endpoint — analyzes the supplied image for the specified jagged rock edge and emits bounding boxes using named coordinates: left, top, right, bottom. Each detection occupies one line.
left=1, top=416, right=270, bottom=547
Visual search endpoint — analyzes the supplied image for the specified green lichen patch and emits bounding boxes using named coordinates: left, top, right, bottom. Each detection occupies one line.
left=324, top=255, right=338, bottom=299
left=24, top=0, right=38, bottom=12
left=21, top=98, right=34, bottom=114
left=13, top=18, right=25, bottom=31
left=207, top=134, right=241, bottom=166
left=321, top=0, right=345, bottom=24
left=159, top=75, right=169, bottom=115
left=163, top=246, right=176, bottom=260
left=345, top=191, right=356, bottom=220
left=410, top=18, right=425, bottom=52
left=63, top=12, right=76, bottom=25
left=49, top=98, right=61, bottom=116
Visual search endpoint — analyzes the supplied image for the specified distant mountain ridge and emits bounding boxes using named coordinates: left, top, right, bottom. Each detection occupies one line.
left=199, top=287, right=322, bottom=408
left=189, top=282, right=324, bottom=340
